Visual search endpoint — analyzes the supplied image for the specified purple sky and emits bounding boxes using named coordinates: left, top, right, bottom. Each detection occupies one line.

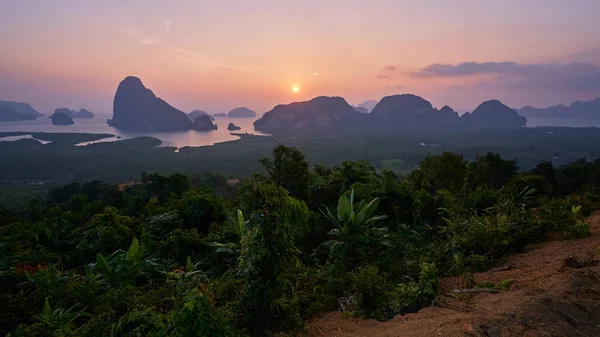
left=1, top=0, right=600, bottom=115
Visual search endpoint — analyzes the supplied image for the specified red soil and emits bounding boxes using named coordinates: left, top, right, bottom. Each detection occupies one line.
left=307, top=213, right=600, bottom=337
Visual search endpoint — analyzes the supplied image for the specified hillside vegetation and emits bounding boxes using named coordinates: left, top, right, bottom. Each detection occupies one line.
left=2, top=145, right=600, bottom=336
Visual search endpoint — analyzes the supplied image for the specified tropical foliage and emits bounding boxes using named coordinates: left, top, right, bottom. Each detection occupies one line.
left=1, top=144, right=599, bottom=336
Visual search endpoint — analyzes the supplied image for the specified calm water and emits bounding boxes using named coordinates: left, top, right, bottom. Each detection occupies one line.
left=2, top=117, right=598, bottom=148
left=0, top=117, right=267, bottom=148
left=526, top=117, right=600, bottom=128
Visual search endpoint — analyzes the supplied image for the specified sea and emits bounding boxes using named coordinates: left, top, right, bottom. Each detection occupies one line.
left=525, top=117, right=600, bottom=128
left=1, top=117, right=599, bottom=148
left=0, top=116, right=267, bottom=148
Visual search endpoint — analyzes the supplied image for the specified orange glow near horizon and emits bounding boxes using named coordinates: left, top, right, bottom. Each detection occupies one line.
left=1, top=2, right=599, bottom=114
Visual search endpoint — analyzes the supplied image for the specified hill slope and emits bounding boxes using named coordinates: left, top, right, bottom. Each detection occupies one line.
left=309, top=212, right=600, bottom=337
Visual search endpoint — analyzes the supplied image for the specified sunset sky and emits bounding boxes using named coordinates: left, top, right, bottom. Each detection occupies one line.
left=1, top=0, right=600, bottom=115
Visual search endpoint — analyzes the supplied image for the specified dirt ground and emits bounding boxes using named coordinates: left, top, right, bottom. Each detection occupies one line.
left=307, top=213, right=600, bottom=337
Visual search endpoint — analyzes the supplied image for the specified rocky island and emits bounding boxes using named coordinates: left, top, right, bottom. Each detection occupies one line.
left=0, top=101, right=43, bottom=118
left=188, top=110, right=215, bottom=121
left=53, top=108, right=94, bottom=118
left=461, top=100, right=527, bottom=128
left=254, top=96, right=361, bottom=132
left=0, top=107, right=37, bottom=121
left=227, top=123, right=241, bottom=131
left=228, top=107, right=256, bottom=118
left=193, top=115, right=218, bottom=131
left=72, top=109, right=94, bottom=118
left=254, top=93, right=527, bottom=133
left=107, top=76, right=215, bottom=132
left=50, top=112, right=74, bottom=125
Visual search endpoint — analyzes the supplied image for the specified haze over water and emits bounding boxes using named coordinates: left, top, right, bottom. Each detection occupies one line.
left=0, top=117, right=266, bottom=148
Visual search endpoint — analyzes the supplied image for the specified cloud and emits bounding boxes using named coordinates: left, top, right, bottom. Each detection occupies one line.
left=138, top=36, right=259, bottom=71
left=165, top=20, right=172, bottom=31
left=140, top=36, right=160, bottom=45
left=312, top=72, right=320, bottom=77
left=385, top=84, right=403, bottom=89
left=377, top=65, right=396, bottom=80
left=412, top=61, right=600, bottom=91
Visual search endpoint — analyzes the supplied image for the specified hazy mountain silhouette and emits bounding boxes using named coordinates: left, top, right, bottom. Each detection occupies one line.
left=370, top=94, right=434, bottom=119
left=108, top=76, right=197, bottom=132
left=72, top=109, right=94, bottom=118
left=256, top=94, right=526, bottom=133
left=50, top=111, right=74, bottom=125
left=254, top=96, right=361, bottom=132
left=0, top=101, right=43, bottom=117
left=188, top=110, right=215, bottom=121
left=228, top=107, right=256, bottom=118
left=0, top=107, right=37, bottom=121
left=353, top=106, right=369, bottom=114
left=369, top=94, right=460, bottom=129
left=357, top=100, right=378, bottom=112
left=461, top=100, right=527, bottom=128
left=518, top=97, right=600, bottom=118
left=54, top=108, right=73, bottom=117
left=213, top=113, right=227, bottom=118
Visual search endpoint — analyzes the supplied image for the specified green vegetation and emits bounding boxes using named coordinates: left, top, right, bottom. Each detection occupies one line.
left=2, top=144, right=600, bottom=336
left=2, top=127, right=600, bottom=187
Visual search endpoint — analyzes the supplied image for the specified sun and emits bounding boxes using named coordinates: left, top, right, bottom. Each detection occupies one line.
left=292, top=85, right=299, bottom=94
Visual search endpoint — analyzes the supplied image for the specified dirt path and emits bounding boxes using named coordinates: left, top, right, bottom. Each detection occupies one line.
left=307, top=213, right=600, bottom=337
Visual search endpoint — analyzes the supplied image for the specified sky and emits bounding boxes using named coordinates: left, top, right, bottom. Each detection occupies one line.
left=1, top=0, right=600, bottom=116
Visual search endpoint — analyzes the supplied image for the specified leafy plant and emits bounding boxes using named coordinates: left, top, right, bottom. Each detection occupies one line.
left=38, top=297, right=88, bottom=330
left=321, top=189, right=386, bottom=264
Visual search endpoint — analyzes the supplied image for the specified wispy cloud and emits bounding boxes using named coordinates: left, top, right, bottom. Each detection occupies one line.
left=412, top=61, right=600, bottom=91
left=385, top=84, right=403, bottom=89
left=138, top=36, right=260, bottom=71
left=412, top=62, right=542, bottom=78
left=140, top=36, right=160, bottom=45
left=312, top=72, right=320, bottom=77
left=94, top=20, right=258, bottom=72
left=377, top=65, right=396, bottom=80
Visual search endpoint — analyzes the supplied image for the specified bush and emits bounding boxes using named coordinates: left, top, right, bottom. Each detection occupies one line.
left=351, top=265, right=394, bottom=319
left=175, top=289, right=241, bottom=337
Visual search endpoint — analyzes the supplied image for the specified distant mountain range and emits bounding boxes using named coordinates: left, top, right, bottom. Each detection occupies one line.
left=356, top=100, right=378, bottom=112
left=518, top=97, right=600, bottom=119
left=11, top=76, right=599, bottom=132
left=254, top=94, right=526, bottom=133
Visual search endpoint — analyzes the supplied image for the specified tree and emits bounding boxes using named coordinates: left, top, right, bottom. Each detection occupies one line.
left=259, top=144, right=311, bottom=200
left=237, top=183, right=308, bottom=334
left=468, top=153, right=518, bottom=189
left=408, top=152, right=467, bottom=193
left=141, top=172, right=191, bottom=202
